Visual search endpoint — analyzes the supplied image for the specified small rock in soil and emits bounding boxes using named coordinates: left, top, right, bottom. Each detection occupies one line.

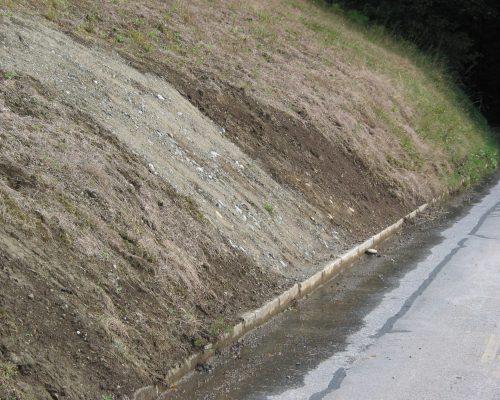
left=366, top=248, right=378, bottom=255
left=195, top=362, right=213, bottom=373
left=148, top=163, right=158, bottom=175
left=85, top=189, right=98, bottom=199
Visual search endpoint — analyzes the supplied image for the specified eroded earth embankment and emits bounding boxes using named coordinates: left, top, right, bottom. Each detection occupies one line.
left=0, top=13, right=491, bottom=400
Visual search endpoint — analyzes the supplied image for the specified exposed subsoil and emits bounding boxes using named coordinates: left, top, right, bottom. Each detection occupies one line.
left=129, top=57, right=408, bottom=237
left=0, top=15, right=358, bottom=281
left=0, top=10, right=481, bottom=400
left=0, top=70, right=290, bottom=399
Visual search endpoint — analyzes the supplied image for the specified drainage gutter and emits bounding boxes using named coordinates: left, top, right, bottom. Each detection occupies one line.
left=134, top=201, right=435, bottom=399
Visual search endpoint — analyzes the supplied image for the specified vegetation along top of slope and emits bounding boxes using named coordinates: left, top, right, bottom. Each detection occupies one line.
left=4, top=0, right=496, bottom=195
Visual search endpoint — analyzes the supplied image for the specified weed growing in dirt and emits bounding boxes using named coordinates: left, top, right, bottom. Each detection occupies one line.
left=163, top=0, right=194, bottom=24
left=192, top=337, right=205, bottom=349
left=0, top=9, right=13, bottom=17
left=128, top=29, right=152, bottom=52
left=81, top=13, right=97, bottom=33
left=0, top=190, right=30, bottom=223
left=2, top=70, right=16, bottom=80
left=0, top=362, right=16, bottom=381
left=207, top=317, right=231, bottom=338
left=42, top=0, right=68, bottom=21
left=263, top=202, right=274, bottom=214
left=101, top=395, right=113, bottom=400
left=0, top=361, right=20, bottom=399
left=178, top=307, right=202, bottom=336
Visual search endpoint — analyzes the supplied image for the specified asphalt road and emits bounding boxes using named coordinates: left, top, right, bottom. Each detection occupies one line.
left=272, top=181, right=500, bottom=400
left=173, top=179, right=500, bottom=400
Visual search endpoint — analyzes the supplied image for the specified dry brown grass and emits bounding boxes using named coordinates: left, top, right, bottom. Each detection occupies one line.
left=0, top=73, right=284, bottom=398
left=4, top=0, right=494, bottom=193
left=0, top=1, right=497, bottom=397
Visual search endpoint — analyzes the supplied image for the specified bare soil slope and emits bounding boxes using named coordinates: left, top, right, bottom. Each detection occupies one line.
left=0, top=1, right=497, bottom=399
left=0, top=69, right=289, bottom=398
left=0, top=15, right=365, bottom=399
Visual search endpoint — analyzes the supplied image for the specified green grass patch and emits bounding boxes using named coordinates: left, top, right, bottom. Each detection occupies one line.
left=0, top=362, right=17, bottom=381
left=128, top=29, right=152, bottom=52
left=42, top=0, right=68, bottom=21
left=2, top=70, right=16, bottom=80
left=0, top=361, right=20, bottom=398
left=263, top=202, right=274, bottom=214
left=0, top=191, right=30, bottom=222
left=448, top=146, right=498, bottom=189
left=301, top=18, right=338, bottom=45
left=207, top=317, right=231, bottom=338
left=0, top=9, right=13, bottom=17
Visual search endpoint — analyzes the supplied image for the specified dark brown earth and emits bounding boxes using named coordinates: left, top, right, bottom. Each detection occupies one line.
left=131, top=58, right=410, bottom=238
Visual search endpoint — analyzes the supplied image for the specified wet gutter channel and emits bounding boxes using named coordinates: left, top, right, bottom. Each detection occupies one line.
left=171, top=212, right=448, bottom=399
left=138, top=176, right=497, bottom=400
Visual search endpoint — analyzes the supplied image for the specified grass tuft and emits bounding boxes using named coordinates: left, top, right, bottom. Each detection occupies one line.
left=2, top=70, right=16, bottom=80
left=207, top=317, right=231, bottom=338
left=263, top=202, right=274, bottom=214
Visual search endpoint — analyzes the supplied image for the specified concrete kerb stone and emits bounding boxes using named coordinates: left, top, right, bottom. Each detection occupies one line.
left=278, top=284, right=299, bottom=309
left=254, top=298, right=281, bottom=324
left=299, top=271, right=324, bottom=296
left=372, top=230, right=386, bottom=244
left=232, top=322, right=244, bottom=338
left=341, top=251, right=357, bottom=266
left=358, top=237, right=374, bottom=254
left=341, top=247, right=360, bottom=264
left=418, top=203, right=428, bottom=213
left=160, top=351, right=207, bottom=390
left=158, top=201, right=430, bottom=390
left=240, top=310, right=257, bottom=330
left=405, top=210, right=418, bottom=219
left=325, top=257, right=343, bottom=270
left=133, top=385, right=158, bottom=400
left=322, top=258, right=343, bottom=280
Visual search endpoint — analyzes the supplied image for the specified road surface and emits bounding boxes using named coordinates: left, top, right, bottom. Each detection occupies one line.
left=173, top=179, right=500, bottom=400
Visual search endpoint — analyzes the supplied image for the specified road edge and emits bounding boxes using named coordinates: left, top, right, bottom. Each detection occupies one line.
left=133, top=200, right=439, bottom=399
